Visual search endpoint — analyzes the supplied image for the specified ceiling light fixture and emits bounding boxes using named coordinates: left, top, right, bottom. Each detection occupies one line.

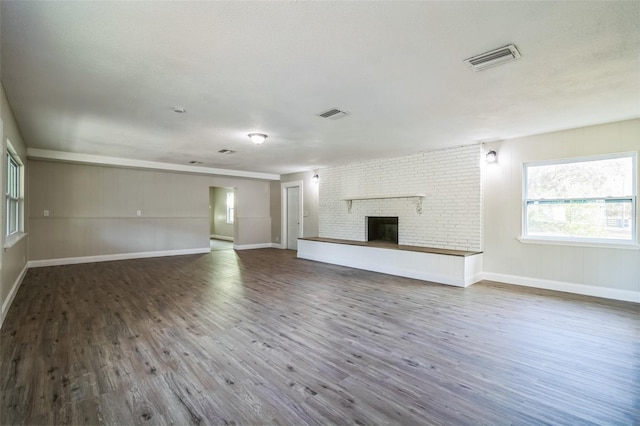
left=312, top=174, right=319, bottom=184
left=248, top=133, right=267, bottom=145
left=173, top=106, right=186, bottom=113
left=486, top=150, right=497, bottom=163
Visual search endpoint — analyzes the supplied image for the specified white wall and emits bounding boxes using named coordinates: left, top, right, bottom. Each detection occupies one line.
left=319, top=145, right=482, bottom=251
left=483, top=119, right=640, bottom=301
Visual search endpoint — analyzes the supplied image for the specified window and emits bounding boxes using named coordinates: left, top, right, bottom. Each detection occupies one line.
left=5, top=143, right=23, bottom=238
left=226, top=191, right=234, bottom=224
left=523, top=153, right=637, bottom=245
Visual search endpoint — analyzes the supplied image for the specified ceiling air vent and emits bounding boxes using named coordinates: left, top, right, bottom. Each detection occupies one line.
left=464, top=44, right=521, bottom=71
left=218, top=149, right=235, bottom=155
left=316, top=108, right=350, bottom=120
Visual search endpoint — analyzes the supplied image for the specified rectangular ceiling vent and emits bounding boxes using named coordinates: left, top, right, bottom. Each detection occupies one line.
left=317, top=108, right=350, bottom=120
left=464, top=44, right=521, bottom=71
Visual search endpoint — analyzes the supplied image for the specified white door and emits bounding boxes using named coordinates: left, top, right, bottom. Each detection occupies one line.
left=287, top=187, right=300, bottom=250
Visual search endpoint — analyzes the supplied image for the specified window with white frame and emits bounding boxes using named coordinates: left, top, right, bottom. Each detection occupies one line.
left=226, top=191, right=234, bottom=224
left=6, top=143, right=23, bottom=238
left=523, top=153, right=637, bottom=245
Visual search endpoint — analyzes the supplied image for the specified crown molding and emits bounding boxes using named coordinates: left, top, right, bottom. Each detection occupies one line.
left=26, top=149, right=280, bottom=181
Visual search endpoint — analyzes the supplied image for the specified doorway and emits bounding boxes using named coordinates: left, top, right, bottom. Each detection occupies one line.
left=209, top=186, right=235, bottom=249
left=281, top=181, right=303, bottom=250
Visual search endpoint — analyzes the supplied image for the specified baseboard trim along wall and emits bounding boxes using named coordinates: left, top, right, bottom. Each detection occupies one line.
left=210, top=234, right=234, bottom=241
left=28, top=248, right=212, bottom=268
left=1, top=264, right=29, bottom=329
left=233, top=243, right=276, bottom=250
left=482, top=272, right=640, bottom=303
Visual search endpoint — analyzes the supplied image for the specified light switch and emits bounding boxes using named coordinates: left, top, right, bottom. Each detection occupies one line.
left=136, top=210, right=142, bottom=216
left=43, top=210, right=49, bottom=217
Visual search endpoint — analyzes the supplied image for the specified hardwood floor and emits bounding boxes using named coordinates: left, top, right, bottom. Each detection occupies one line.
left=1, top=249, right=638, bottom=425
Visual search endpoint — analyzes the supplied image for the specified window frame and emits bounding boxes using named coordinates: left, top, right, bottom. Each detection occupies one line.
left=5, top=140, right=25, bottom=245
left=226, top=191, right=234, bottom=224
left=521, top=152, right=638, bottom=248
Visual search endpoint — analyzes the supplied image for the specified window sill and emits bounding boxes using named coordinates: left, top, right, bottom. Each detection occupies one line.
left=4, top=232, right=27, bottom=250
left=517, top=236, right=639, bottom=250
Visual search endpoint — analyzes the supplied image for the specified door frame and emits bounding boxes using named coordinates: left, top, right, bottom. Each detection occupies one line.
left=281, top=180, right=304, bottom=249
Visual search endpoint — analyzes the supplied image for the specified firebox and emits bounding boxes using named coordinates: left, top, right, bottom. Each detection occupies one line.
left=367, top=216, right=398, bottom=244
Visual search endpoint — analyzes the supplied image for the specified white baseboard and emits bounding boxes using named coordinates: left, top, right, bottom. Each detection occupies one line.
left=465, top=272, right=484, bottom=287
left=483, top=272, right=640, bottom=303
left=28, top=248, right=211, bottom=268
left=210, top=235, right=234, bottom=242
left=1, top=263, right=29, bottom=329
left=271, top=243, right=283, bottom=249
left=233, top=243, right=276, bottom=250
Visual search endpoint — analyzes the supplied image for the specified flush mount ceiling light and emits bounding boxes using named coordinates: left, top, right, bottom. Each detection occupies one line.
left=464, top=44, right=521, bottom=71
left=486, top=150, right=498, bottom=163
left=248, top=133, right=267, bottom=145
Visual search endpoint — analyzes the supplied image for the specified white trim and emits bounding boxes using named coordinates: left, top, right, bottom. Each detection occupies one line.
left=27, top=148, right=280, bottom=181
left=271, top=243, right=284, bottom=249
left=1, top=263, right=28, bottom=329
left=233, top=243, right=274, bottom=250
left=482, top=272, right=640, bottom=303
left=3, top=232, right=27, bottom=249
left=517, top=236, right=639, bottom=250
left=281, top=180, right=304, bottom=250
left=28, top=248, right=211, bottom=268
left=210, top=234, right=234, bottom=242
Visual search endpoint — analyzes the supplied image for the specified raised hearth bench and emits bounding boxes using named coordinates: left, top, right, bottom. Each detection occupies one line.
left=297, top=237, right=483, bottom=287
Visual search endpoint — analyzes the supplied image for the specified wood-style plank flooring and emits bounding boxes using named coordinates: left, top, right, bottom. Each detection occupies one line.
left=1, top=249, right=638, bottom=425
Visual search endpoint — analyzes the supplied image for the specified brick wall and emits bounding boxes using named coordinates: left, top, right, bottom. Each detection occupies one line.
left=318, top=144, right=482, bottom=251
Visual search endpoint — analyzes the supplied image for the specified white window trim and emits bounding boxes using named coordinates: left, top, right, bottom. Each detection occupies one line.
left=4, top=231, right=27, bottom=250
left=521, top=151, right=638, bottom=247
left=5, top=140, right=25, bottom=248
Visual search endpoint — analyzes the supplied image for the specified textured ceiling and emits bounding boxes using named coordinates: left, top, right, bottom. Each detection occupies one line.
left=2, top=1, right=639, bottom=175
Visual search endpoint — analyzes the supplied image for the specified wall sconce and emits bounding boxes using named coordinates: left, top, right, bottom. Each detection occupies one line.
left=311, top=174, right=319, bottom=184
left=248, top=133, right=267, bottom=145
left=486, top=150, right=497, bottom=163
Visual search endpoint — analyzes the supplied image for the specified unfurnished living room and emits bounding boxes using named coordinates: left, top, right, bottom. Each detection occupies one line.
left=1, top=1, right=639, bottom=425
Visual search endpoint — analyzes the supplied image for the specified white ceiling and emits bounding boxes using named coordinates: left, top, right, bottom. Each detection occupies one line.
left=2, top=1, right=639, bottom=176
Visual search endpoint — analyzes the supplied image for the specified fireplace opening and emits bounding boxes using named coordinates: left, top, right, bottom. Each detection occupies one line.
left=367, top=216, right=398, bottom=244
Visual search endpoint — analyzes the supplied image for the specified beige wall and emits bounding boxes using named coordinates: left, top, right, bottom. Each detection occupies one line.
left=209, top=186, right=234, bottom=239
left=269, top=181, right=281, bottom=244
left=483, top=119, right=640, bottom=295
left=1, top=84, right=29, bottom=322
left=28, top=161, right=273, bottom=260
left=280, top=170, right=319, bottom=239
